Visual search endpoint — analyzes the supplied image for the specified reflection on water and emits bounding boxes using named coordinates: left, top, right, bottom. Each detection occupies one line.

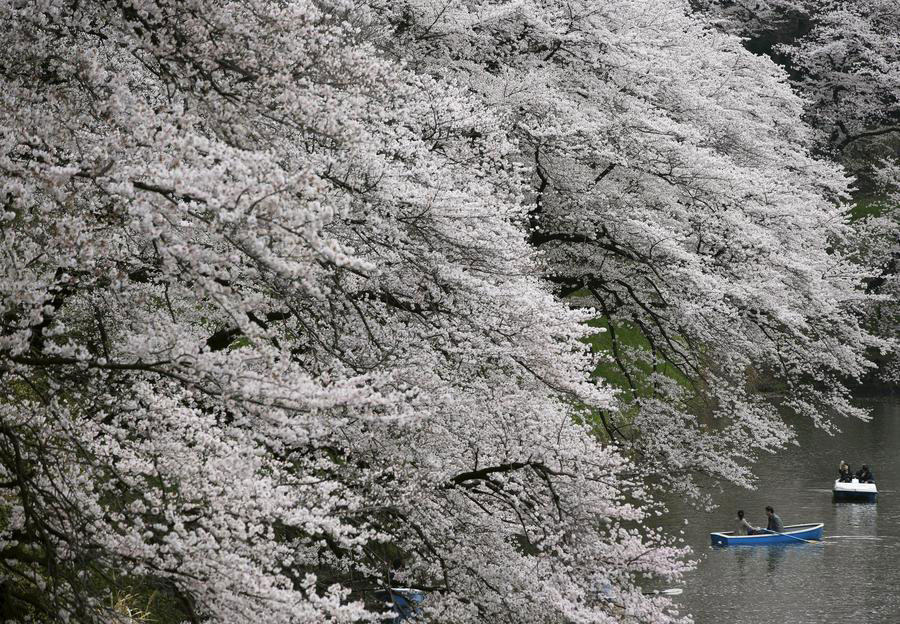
left=765, top=545, right=786, bottom=576
left=833, top=501, right=878, bottom=530
left=733, top=547, right=752, bottom=576
left=658, top=397, right=900, bottom=624
left=716, top=545, right=789, bottom=583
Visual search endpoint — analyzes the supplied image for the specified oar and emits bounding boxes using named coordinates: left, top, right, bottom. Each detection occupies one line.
left=763, top=529, right=822, bottom=545
left=643, top=588, right=683, bottom=596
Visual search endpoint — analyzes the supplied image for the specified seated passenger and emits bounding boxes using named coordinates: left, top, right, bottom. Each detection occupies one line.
left=856, top=465, right=875, bottom=483
left=735, top=509, right=758, bottom=536
left=838, top=461, right=852, bottom=483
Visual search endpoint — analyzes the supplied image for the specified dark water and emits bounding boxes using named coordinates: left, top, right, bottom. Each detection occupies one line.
left=658, top=397, right=900, bottom=624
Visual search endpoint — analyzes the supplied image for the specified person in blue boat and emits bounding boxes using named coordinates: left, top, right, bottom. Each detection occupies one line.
left=838, top=461, right=853, bottom=483
left=855, top=464, right=875, bottom=483
left=765, top=505, right=784, bottom=533
left=735, top=509, right=759, bottom=535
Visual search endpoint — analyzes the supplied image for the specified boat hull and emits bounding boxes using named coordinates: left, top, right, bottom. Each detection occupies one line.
left=710, top=523, right=823, bottom=546
left=833, top=479, right=877, bottom=503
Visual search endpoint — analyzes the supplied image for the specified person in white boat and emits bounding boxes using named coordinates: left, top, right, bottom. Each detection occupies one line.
left=838, top=461, right=852, bottom=483
left=854, top=464, right=875, bottom=483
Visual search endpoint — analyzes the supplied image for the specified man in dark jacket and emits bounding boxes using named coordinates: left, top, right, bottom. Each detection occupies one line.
left=765, top=506, right=784, bottom=533
left=856, top=465, right=875, bottom=483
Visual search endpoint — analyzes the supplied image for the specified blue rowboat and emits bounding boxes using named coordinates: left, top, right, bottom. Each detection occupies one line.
left=374, top=588, right=426, bottom=623
left=710, top=523, right=823, bottom=546
left=833, top=479, right=877, bottom=503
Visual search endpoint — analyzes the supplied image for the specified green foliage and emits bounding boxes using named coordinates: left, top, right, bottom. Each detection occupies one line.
left=851, top=194, right=892, bottom=220
left=582, top=317, right=692, bottom=400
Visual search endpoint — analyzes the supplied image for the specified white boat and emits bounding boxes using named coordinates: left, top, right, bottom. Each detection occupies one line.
left=833, top=478, right=877, bottom=502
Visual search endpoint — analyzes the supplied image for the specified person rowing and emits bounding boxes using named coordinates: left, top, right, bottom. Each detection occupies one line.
left=765, top=505, right=784, bottom=533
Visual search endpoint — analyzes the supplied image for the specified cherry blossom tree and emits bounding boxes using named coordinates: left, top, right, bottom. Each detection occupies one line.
left=699, top=0, right=900, bottom=386
left=691, top=0, right=810, bottom=40
left=779, top=1, right=900, bottom=389
left=3, top=0, right=891, bottom=621
left=775, top=2, right=899, bottom=369
left=362, top=0, right=889, bottom=496
left=785, top=1, right=900, bottom=155
left=856, top=163, right=900, bottom=385
left=699, top=1, right=899, bottom=158
left=0, top=1, right=689, bottom=622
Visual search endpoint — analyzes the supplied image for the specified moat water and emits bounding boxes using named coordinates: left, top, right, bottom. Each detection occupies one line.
left=658, top=396, right=900, bottom=624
